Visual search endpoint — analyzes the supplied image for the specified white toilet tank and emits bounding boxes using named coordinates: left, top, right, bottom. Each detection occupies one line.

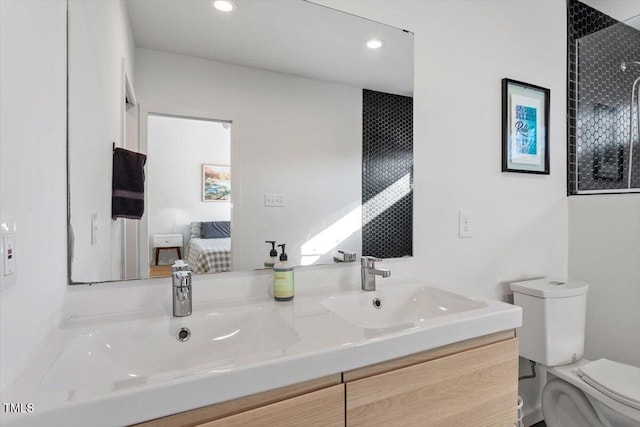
left=510, top=279, right=589, bottom=366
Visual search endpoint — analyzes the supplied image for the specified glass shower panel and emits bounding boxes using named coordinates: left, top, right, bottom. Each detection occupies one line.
left=575, top=14, right=640, bottom=193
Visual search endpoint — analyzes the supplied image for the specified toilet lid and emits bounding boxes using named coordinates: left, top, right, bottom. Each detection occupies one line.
left=577, top=359, right=640, bottom=410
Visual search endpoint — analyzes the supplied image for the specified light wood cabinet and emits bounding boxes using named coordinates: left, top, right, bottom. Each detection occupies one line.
left=345, top=338, right=518, bottom=427
left=136, top=332, right=517, bottom=427
left=200, top=384, right=344, bottom=427
left=134, top=375, right=342, bottom=427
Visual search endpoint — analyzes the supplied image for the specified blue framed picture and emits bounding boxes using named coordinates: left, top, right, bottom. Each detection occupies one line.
left=502, top=79, right=550, bottom=174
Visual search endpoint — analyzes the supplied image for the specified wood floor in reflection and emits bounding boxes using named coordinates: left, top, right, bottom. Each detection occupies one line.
left=149, top=265, right=172, bottom=278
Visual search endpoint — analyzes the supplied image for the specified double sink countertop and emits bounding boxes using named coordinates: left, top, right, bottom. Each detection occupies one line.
left=1, top=277, right=522, bottom=427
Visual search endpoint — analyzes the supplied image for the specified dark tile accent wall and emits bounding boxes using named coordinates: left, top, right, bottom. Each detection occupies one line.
left=567, top=0, right=640, bottom=193
left=362, top=89, right=413, bottom=259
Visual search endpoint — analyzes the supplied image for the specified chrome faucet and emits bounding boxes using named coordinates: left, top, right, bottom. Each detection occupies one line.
left=172, top=261, right=192, bottom=317
left=361, top=256, right=390, bottom=291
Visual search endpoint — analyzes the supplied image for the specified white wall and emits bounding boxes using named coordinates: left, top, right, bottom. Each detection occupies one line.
left=0, top=0, right=570, bottom=416
left=316, top=1, right=568, bottom=423
left=135, top=48, right=362, bottom=271
left=569, top=195, right=640, bottom=366
left=0, top=0, right=67, bottom=390
left=315, top=0, right=568, bottom=298
left=147, top=115, right=231, bottom=265
left=68, top=0, right=136, bottom=282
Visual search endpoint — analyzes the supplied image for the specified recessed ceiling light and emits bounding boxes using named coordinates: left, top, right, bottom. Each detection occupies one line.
left=366, top=39, right=383, bottom=49
left=213, top=0, right=236, bottom=12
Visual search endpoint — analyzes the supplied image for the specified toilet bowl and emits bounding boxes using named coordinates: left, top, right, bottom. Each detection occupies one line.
left=510, top=279, right=640, bottom=427
left=541, top=378, right=602, bottom=427
left=542, top=359, right=640, bottom=427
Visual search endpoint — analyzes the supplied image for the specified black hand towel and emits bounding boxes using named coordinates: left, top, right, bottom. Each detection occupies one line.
left=112, top=147, right=147, bottom=220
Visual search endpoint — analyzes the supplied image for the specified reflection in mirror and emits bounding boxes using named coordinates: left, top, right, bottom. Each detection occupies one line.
left=68, top=0, right=413, bottom=284
left=147, top=115, right=232, bottom=277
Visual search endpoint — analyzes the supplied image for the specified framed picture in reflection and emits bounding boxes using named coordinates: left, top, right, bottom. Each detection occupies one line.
left=202, top=164, right=231, bottom=202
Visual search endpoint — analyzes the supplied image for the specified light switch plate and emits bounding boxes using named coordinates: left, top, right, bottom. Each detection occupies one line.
left=91, top=213, right=98, bottom=245
left=459, top=210, right=472, bottom=238
left=265, top=193, right=286, bottom=207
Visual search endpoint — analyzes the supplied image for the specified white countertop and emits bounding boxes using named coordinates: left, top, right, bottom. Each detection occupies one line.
left=1, top=278, right=521, bottom=427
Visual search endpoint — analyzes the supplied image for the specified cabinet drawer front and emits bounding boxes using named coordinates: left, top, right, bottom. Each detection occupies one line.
left=346, top=338, right=518, bottom=427
left=201, top=384, right=345, bottom=427
left=153, top=234, right=183, bottom=247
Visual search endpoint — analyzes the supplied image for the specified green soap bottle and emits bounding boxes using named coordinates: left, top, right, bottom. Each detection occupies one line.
left=273, top=243, right=294, bottom=301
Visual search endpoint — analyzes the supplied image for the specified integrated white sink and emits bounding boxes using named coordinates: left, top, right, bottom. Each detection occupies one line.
left=40, top=305, right=300, bottom=397
left=321, top=283, right=487, bottom=329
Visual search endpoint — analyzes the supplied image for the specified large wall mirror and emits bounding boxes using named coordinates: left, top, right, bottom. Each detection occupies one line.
left=68, top=0, right=414, bottom=284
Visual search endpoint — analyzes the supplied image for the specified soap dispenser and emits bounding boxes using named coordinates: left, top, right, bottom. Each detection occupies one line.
left=273, top=243, right=294, bottom=301
left=264, top=240, right=278, bottom=268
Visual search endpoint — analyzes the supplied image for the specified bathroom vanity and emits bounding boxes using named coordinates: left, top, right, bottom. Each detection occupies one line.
left=137, top=332, right=517, bottom=426
left=1, top=279, right=521, bottom=427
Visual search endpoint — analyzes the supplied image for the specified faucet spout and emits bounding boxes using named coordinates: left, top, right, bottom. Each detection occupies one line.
left=360, top=256, right=391, bottom=291
left=371, top=268, right=391, bottom=278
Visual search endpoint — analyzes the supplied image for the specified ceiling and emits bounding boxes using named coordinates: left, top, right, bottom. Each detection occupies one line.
left=126, top=0, right=414, bottom=96
left=580, top=0, right=640, bottom=24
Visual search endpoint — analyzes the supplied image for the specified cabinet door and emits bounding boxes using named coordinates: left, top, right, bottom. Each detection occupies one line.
left=200, top=384, right=345, bottom=427
left=346, top=338, right=518, bottom=427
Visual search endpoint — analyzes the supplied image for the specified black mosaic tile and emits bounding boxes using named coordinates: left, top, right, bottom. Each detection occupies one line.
left=567, top=0, right=640, bottom=193
left=362, top=89, right=413, bottom=259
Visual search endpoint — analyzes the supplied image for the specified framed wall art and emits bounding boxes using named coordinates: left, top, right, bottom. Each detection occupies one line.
left=502, top=78, right=550, bottom=174
left=202, top=164, right=231, bottom=202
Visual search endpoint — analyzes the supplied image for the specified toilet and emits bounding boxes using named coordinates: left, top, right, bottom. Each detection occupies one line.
left=511, top=279, right=640, bottom=427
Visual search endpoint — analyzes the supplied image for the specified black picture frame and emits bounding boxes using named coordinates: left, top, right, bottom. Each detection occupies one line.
left=502, top=78, right=550, bottom=174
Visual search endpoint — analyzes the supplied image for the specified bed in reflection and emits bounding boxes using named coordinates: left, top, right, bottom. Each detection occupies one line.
left=186, top=221, right=232, bottom=274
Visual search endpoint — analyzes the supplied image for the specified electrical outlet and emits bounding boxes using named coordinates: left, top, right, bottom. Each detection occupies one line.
left=459, top=210, right=472, bottom=238
left=3, top=233, right=15, bottom=275
left=1, top=219, right=17, bottom=279
left=265, top=193, right=286, bottom=207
